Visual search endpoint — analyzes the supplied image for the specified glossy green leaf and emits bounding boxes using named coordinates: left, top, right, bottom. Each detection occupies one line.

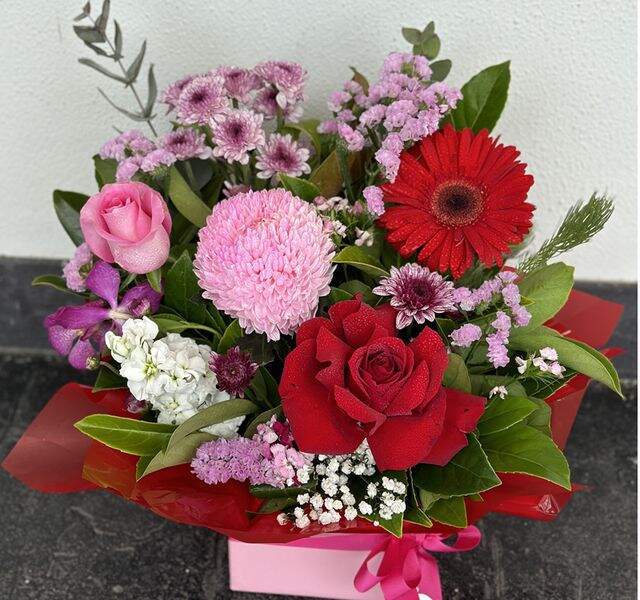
left=53, top=190, right=89, bottom=246
left=469, top=375, right=526, bottom=398
left=447, top=61, right=510, bottom=133
left=443, top=353, right=471, bottom=392
left=146, top=268, right=162, bottom=293
left=509, top=326, right=621, bottom=395
left=218, top=319, right=243, bottom=354
left=139, top=432, right=215, bottom=479
left=516, top=263, right=574, bottom=329
left=477, top=396, right=537, bottom=436
left=525, top=396, right=552, bottom=436
left=136, top=454, right=154, bottom=479
left=428, top=496, right=467, bottom=527
left=150, top=313, right=219, bottom=337
left=333, top=246, right=389, bottom=278
left=481, top=423, right=570, bottom=489
left=279, top=174, right=321, bottom=202
left=93, top=154, right=117, bottom=187
left=167, top=166, right=211, bottom=227
left=74, top=414, right=175, bottom=456
left=168, top=399, right=257, bottom=448
left=31, top=275, right=80, bottom=296
left=92, top=366, right=127, bottom=391
left=412, top=434, right=501, bottom=497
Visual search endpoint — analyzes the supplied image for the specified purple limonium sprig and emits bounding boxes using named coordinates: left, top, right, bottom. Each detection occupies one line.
left=62, top=243, right=93, bottom=292
left=45, top=261, right=161, bottom=369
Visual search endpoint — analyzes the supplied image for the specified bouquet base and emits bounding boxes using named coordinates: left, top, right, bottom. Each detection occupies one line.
left=228, top=538, right=384, bottom=599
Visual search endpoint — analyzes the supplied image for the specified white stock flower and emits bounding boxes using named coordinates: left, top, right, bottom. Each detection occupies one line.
left=105, top=316, right=159, bottom=363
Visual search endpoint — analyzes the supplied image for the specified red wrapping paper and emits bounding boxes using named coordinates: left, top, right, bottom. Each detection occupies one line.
left=2, top=288, right=623, bottom=543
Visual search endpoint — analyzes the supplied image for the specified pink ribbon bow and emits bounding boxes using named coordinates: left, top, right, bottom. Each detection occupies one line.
left=288, top=526, right=481, bottom=600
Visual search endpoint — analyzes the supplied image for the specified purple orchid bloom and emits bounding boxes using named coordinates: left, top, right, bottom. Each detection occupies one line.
left=45, top=261, right=162, bottom=369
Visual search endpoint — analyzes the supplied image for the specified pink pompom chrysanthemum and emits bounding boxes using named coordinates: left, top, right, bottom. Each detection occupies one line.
left=176, top=74, right=228, bottom=125
left=255, top=133, right=310, bottom=179
left=194, top=189, right=335, bottom=340
left=211, top=109, right=265, bottom=164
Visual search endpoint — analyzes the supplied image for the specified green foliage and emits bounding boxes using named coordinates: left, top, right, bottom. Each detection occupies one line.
left=525, top=397, right=552, bottom=436
left=510, top=326, right=622, bottom=395
left=278, top=174, right=321, bottom=202
left=309, top=149, right=361, bottom=198
left=429, top=59, right=452, bottom=82
left=244, top=406, right=283, bottom=438
left=146, top=268, right=162, bottom=293
left=470, top=375, right=526, bottom=397
left=32, top=275, right=82, bottom=296
left=74, top=414, right=175, bottom=456
left=93, top=155, right=117, bottom=187
left=150, top=313, right=220, bottom=339
left=53, top=190, right=89, bottom=246
left=516, top=262, right=574, bottom=329
left=218, top=319, right=243, bottom=354
left=281, top=119, right=323, bottom=160
left=333, top=246, right=389, bottom=278
left=166, top=166, right=211, bottom=227
left=246, top=367, right=281, bottom=409
left=138, top=431, right=215, bottom=479
left=412, top=434, right=501, bottom=497
left=428, top=496, right=467, bottom=527
left=442, top=353, right=472, bottom=392
left=447, top=62, right=511, bottom=133
left=518, top=194, right=615, bottom=274
left=477, top=396, right=537, bottom=436
left=92, top=366, right=127, bottom=391
left=480, top=423, right=571, bottom=489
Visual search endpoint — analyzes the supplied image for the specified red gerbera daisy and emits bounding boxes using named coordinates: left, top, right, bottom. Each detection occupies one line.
left=378, top=125, right=535, bottom=278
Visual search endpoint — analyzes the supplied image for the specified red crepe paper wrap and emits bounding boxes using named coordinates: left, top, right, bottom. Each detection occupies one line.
left=2, top=288, right=622, bottom=543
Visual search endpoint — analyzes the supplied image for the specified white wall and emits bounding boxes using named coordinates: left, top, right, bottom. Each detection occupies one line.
left=0, top=0, right=636, bottom=281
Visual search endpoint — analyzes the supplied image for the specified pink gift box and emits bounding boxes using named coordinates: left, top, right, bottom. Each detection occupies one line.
left=228, top=537, right=385, bottom=599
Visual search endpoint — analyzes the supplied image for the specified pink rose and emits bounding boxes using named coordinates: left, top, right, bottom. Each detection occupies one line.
left=79, top=182, right=172, bottom=274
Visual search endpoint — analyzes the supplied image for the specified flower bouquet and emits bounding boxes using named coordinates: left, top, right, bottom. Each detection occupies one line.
left=4, top=4, right=624, bottom=599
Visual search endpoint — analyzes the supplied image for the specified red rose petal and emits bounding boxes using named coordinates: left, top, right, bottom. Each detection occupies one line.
left=315, top=325, right=352, bottom=389
left=422, top=388, right=486, bottom=466
left=409, top=327, right=448, bottom=400
left=334, top=386, right=385, bottom=430
left=385, top=359, right=430, bottom=415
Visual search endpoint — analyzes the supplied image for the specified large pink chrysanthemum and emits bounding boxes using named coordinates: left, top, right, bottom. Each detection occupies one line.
left=194, top=189, right=335, bottom=340
left=176, top=75, right=228, bottom=125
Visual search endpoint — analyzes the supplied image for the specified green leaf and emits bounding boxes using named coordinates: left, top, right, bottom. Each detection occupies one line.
left=53, top=190, right=89, bottom=246
left=428, top=496, right=467, bottom=527
left=74, top=414, right=175, bottom=456
left=443, top=353, right=471, bottom=392
left=78, top=57, right=128, bottom=83
left=138, top=432, right=215, bottom=479
left=278, top=174, right=321, bottom=202
left=309, top=149, right=360, bottom=198
left=412, top=433, right=501, bottom=497
left=525, top=397, right=552, bottom=436
left=404, top=507, right=433, bottom=528
left=167, top=399, right=257, bottom=448
left=73, top=25, right=105, bottom=44
left=333, top=246, right=389, bottom=278
left=167, top=166, right=211, bottom=227
left=113, top=20, right=123, bottom=60
left=146, top=268, right=162, bottom=293
left=447, top=61, right=510, bottom=133
left=150, top=313, right=219, bottom=337
left=136, top=454, right=154, bottom=480
left=429, top=59, right=452, bottom=82
left=126, top=40, right=147, bottom=83
left=361, top=471, right=407, bottom=537
left=255, top=498, right=296, bottom=514
left=282, top=119, right=322, bottom=157
left=350, top=67, right=369, bottom=94
left=218, top=319, right=242, bottom=354
left=92, top=366, right=127, bottom=391
left=418, top=34, right=441, bottom=60
left=249, top=483, right=315, bottom=498
left=32, top=274, right=80, bottom=296
left=97, top=88, right=148, bottom=122
left=516, top=263, right=574, bottom=329
left=145, top=64, right=157, bottom=116
left=93, top=154, right=117, bottom=187
left=509, top=326, right=621, bottom=395
left=477, top=396, right=537, bottom=436
left=481, top=423, right=570, bottom=489
left=339, top=280, right=377, bottom=305
left=94, top=0, right=110, bottom=33
left=402, top=27, right=423, bottom=44
left=329, top=287, right=353, bottom=302
left=244, top=406, right=283, bottom=438
left=470, top=375, right=526, bottom=397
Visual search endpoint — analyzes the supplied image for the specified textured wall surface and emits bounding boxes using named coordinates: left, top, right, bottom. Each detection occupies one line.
left=0, top=0, right=636, bottom=280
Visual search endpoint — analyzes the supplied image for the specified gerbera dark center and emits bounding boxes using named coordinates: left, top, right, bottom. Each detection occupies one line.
left=431, top=180, right=484, bottom=227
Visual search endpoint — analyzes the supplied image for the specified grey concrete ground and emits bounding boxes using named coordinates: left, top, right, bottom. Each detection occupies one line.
left=0, top=260, right=636, bottom=599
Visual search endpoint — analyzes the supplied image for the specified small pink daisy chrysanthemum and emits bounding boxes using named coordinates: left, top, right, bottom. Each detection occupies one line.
left=160, top=128, right=212, bottom=160
left=373, top=263, right=455, bottom=329
left=176, top=74, right=228, bottom=125
left=254, top=60, right=307, bottom=105
left=255, top=133, right=310, bottom=179
left=214, top=66, right=260, bottom=102
left=194, top=189, right=335, bottom=341
left=161, top=74, right=198, bottom=111
left=211, top=109, right=265, bottom=165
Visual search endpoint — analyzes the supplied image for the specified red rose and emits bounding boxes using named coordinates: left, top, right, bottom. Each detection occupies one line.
left=279, top=296, right=486, bottom=471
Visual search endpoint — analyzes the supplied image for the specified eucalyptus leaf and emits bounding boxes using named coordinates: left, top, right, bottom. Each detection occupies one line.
left=419, top=34, right=441, bottom=59
left=447, top=61, right=510, bottom=133
left=98, top=88, right=148, bottom=122
left=94, top=0, right=110, bottom=33
left=167, top=399, right=257, bottom=448
left=74, top=414, right=175, bottom=456
left=412, top=433, right=501, bottom=497
left=113, top=20, right=123, bottom=60
left=145, top=64, right=157, bottom=116
left=126, top=40, right=147, bottom=84
left=477, top=396, right=537, bottom=436
left=481, top=423, right=571, bottom=489
left=73, top=25, right=105, bottom=44
left=167, top=166, right=211, bottom=227
left=53, top=190, right=89, bottom=246
left=333, top=246, right=389, bottom=278
left=78, top=58, right=129, bottom=83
